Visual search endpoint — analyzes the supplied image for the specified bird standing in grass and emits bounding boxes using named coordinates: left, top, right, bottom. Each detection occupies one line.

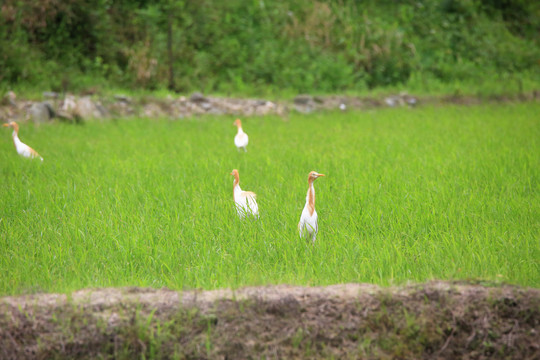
left=298, top=171, right=325, bottom=242
left=231, top=169, right=259, bottom=218
left=233, top=119, right=249, bottom=152
left=3, top=121, right=43, bottom=161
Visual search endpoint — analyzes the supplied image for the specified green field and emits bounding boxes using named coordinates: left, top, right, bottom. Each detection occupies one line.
left=1, top=103, right=538, bottom=295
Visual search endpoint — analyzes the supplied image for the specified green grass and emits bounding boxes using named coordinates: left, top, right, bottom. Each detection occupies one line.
left=9, top=71, right=540, bottom=102
left=1, top=103, right=539, bottom=295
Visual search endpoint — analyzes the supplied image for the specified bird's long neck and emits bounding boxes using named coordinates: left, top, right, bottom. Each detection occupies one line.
left=236, top=126, right=244, bottom=134
left=11, top=130, right=22, bottom=148
left=306, top=180, right=315, bottom=215
left=233, top=176, right=241, bottom=197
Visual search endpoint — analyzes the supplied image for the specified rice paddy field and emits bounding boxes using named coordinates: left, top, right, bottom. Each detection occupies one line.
left=1, top=103, right=538, bottom=296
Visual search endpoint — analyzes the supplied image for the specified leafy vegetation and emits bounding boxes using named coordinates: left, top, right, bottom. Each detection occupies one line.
left=1, top=0, right=539, bottom=95
left=1, top=103, right=538, bottom=295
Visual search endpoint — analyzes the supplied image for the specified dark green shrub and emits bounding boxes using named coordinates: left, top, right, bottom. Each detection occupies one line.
left=0, top=0, right=538, bottom=93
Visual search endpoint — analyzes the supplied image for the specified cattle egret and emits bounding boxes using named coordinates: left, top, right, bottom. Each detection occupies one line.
left=298, top=171, right=325, bottom=242
left=230, top=169, right=259, bottom=218
left=233, top=119, right=249, bottom=152
left=3, top=121, right=43, bottom=161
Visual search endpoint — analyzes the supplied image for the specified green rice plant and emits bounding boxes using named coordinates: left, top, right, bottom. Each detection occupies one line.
left=0, top=103, right=538, bottom=295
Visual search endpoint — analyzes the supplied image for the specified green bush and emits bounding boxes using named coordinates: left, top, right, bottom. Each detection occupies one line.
left=0, top=0, right=538, bottom=94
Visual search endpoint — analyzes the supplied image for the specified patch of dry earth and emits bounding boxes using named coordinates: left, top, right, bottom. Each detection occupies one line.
left=1, top=281, right=539, bottom=359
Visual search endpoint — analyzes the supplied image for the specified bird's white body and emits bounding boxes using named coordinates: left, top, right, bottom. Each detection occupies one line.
left=4, top=122, right=43, bottom=161
left=233, top=184, right=259, bottom=218
left=12, top=134, right=37, bottom=159
left=298, top=171, right=324, bottom=242
left=298, top=184, right=318, bottom=241
left=231, top=169, right=258, bottom=218
left=234, top=119, right=249, bottom=152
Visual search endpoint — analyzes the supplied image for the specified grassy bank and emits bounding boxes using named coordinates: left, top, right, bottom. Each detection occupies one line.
left=1, top=103, right=539, bottom=295
left=1, top=283, right=539, bottom=359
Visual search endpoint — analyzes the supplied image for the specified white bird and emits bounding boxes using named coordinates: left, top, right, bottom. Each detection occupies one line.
left=298, top=171, right=325, bottom=242
left=233, top=119, right=249, bottom=152
left=231, top=169, right=259, bottom=218
left=3, top=121, right=43, bottom=161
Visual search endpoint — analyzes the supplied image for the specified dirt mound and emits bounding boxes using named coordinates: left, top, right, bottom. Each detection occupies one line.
left=1, top=281, right=538, bottom=359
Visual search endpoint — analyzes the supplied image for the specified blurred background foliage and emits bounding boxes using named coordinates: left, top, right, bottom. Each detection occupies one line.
left=0, top=0, right=539, bottom=95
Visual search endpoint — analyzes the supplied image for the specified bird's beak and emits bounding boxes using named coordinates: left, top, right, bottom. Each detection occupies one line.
left=2, top=123, right=9, bottom=127
left=318, top=173, right=325, bottom=177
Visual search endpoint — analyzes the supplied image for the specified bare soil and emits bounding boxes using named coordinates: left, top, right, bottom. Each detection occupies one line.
left=1, top=281, right=538, bottom=359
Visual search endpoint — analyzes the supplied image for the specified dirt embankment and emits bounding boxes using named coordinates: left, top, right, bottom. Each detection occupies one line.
left=1, top=281, right=538, bottom=359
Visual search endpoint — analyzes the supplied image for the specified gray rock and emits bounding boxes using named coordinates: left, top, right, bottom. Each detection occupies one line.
left=108, top=102, right=134, bottom=117
left=276, top=104, right=289, bottom=117
left=200, top=102, right=212, bottom=111
left=294, top=95, right=313, bottom=105
left=405, top=96, right=418, bottom=107
left=61, top=95, right=77, bottom=112
left=0, top=107, right=14, bottom=120
left=114, top=94, right=131, bottom=104
left=95, top=103, right=109, bottom=117
left=253, top=101, right=277, bottom=116
left=56, top=110, right=78, bottom=123
left=223, top=103, right=243, bottom=114
left=28, top=102, right=53, bottom=123
left=384, top=94, right=417, bottom=108
left=384, top=96, right=403, bottom=107
left=189, top=92, right=207, bottom=103
left=2, top=91, right=17, bottom=106
left=207, top=107, right=224, bottom=115
left=294, top=104, right=314, bottom=114
left=143, top=103, right=166, bottom=118
left=43, top=91, right=59, bottom=99
left=75, top=97, right=103, bottom=119
left=313, top=96, right=324, bottom=104
left=7, top=90, right=16, bottom=101
left=43, top=102, right=56, bottom=118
